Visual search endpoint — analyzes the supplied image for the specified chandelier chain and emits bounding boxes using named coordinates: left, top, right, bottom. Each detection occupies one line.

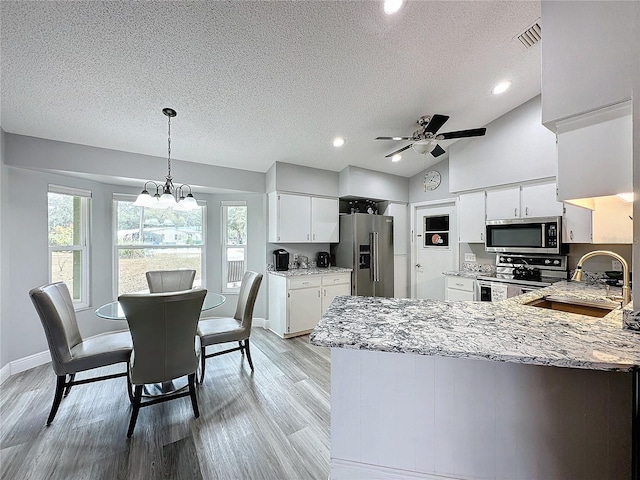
left=167, top=115, right=172, bottom=179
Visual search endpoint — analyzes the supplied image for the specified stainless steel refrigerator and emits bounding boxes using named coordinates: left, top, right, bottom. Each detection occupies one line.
left=332, top=214, right=394, bottom=297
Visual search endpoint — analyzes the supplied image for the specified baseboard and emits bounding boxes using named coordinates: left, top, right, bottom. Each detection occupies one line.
left=330, top=459, right=465, bottom=480
left=254, top=317, right=267, bottom=329
left=0, top=349, right=51, bottom=385
left=0, top=363, right=11, bottom=385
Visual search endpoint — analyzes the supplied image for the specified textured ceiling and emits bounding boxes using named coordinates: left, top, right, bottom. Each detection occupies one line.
left=1, top=1, right=541, bottom=179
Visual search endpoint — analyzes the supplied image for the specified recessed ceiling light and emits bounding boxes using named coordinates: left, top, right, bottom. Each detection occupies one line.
left=333, top=137, right=346, bottom=147
left=492, top=81, right=512, bottom=95
left=391, top=154, right=402, bottom=162
left=384, top=0, right=404, bottom=15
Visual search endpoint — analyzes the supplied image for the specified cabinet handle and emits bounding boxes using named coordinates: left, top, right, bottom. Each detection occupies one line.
left=307, top=234, right=310, bottom=241
left=302, top=282, right=310, bottom=286
left=525, top=207, right=529, bottom=216
left=318, top=290, right=321, bottom=298
left=480, top=232, right=484, bottom=241
left=455, top=283, right=464, bottom=287
left=514, top=208, right=518, bottom=217
left=323, top=289, right=326, bottom=296
left=570, top=230, right=574, bottom=240
left=313, top=233, right=316, bottom=241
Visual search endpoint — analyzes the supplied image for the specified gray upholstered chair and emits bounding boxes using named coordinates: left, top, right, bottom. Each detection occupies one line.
left=118, top=288, right=206, bottom=438
left=145, top=269, right=196, bottom=293
left=29, top=282, right=132, bottom=426
left=198, top=271, right=263, bottom=383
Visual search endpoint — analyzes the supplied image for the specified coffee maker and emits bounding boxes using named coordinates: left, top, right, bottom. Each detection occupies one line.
left=317, top=251, right=330, bottom=268
left=273, top=249, right=290, bottom=271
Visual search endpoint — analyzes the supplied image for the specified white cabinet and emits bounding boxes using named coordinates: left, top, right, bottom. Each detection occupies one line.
left=521, top=183, right=564, bottom=218
left=562, top=203, right=592, bottom=243
left=311, top=197, right=339, bottom=243
left=592, top=196, right=633, bottom=244
left=445, top=276, right=476, bottom=301
left=556, top=102, right=632, bottom=201
left=458, top=191, right=486, bottom=243
left=486, top=183, right=563, bottom=221
left=268, top=192, right=338, bottom=243
left=269, top=272, right=351, bottom=338
left=321, top=274, right=351, bottom=314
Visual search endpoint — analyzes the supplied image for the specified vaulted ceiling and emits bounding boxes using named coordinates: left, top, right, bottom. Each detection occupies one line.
left=1, top=1, right=541, bottom=178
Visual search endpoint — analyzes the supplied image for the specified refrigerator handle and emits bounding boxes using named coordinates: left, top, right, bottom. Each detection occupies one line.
left=371, top=231, right=379, bottom=282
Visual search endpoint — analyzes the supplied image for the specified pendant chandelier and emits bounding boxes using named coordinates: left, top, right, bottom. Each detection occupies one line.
left=133, top=108, right=198, bottom=211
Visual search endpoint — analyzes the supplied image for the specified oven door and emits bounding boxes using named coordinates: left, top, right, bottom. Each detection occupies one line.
left=485, top=217, right=561, bottom=254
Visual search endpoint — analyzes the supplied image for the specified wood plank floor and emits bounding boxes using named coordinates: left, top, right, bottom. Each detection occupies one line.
left=0, top=329, right=331, bottom=480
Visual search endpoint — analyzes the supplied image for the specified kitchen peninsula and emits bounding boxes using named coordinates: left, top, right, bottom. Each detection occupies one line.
left=310, top=282, right=639, bottom=480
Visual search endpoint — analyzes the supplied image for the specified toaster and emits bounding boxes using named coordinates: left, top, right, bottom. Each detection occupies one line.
left=317, top=251, right=330, bottom=268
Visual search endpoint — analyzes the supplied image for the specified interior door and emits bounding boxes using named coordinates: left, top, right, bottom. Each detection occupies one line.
left=414, top=203, right=458, bottom=300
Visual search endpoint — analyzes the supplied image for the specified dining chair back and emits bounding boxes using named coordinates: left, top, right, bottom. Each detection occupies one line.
left=29, top=282, right=132, bottom=426
left=118, top=288, right=206, bottom=437
left=197, top=271, right=262, bottom=383
left=146, top=269, right=196, bottom=293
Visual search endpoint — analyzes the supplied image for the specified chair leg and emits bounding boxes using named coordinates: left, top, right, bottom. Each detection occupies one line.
left=46, top=375, right=67, bottom=426
left=244, top=339, right=255, bottom=371
left=127, top=385, right=143, bottom=438
left=238, top=340, right=244, bottom=353
left=126, top=370, right=134, bottom=404
left=188, top=373, right=200, bottom=418
left=63, top=374, right=75, bottom=397
left=199, top=346, right=206, bottom=384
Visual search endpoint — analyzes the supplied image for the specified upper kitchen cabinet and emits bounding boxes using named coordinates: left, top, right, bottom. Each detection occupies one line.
left=556, top=102, right=632, bottom=201
left=541, top=1, right=638, bottom=127
left=268, top=192, right=338, bottom=243
left=311, top=197, right=339, bottom=243
left=458, top=191, right=486, bottom=243
left=486, top=183, right=563, bottom=221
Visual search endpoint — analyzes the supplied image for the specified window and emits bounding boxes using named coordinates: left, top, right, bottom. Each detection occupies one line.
left=222, top=201, right=247, bottom=293
left=114, top=196, right=205, bottom=296
left=48, top=185, right=91, bottom=309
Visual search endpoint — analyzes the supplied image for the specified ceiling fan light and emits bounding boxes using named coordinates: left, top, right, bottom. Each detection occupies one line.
left=412, top=139, right=438, bottom=155
left=391, top=154, right=402, bottom=162
left=384, top=0, right=403, bottom=15
left=492, top=81, right=512, bottom=95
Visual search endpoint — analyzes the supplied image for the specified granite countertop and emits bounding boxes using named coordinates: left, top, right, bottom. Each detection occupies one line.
left=269, top=266, right=352, bottom=277
left=309, top=281, right=639, bottom=372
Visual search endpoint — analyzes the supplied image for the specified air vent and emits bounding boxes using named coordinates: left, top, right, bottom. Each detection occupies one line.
left=516, top=21, right=541, bottom=49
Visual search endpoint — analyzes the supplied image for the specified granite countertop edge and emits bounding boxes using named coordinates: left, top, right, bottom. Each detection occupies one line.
left=269, top=266, right=352, bottom=277
left=309, top=281, right=639, bottom=372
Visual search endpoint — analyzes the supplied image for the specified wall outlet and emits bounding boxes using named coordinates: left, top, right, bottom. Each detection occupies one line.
left=612, top=260, right=623, bottom=271
left=464, top=253, right=477, bottom=262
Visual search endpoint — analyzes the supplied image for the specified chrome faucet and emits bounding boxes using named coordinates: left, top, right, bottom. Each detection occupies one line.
left=571, top=250, right=631, bottom=305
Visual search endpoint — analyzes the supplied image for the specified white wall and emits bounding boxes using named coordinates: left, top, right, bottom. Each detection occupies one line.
left=541, top=1, right=639, bottom=126
left=408, top=157, right=455, bottom=204
left=338, top=166, right=408, bottom=203
left=449, top=96, right=557, bottom=192
left=267, top=161, right=339, bottom=197
left=0, top=129, right=7, bottom=369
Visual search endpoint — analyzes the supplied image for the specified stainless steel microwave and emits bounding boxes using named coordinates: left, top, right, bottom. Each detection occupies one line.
left=485, top=217, right=563, bottom=254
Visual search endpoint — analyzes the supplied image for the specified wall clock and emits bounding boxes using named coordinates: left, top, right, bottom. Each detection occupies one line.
left=424, top=170, right=441, bottom=191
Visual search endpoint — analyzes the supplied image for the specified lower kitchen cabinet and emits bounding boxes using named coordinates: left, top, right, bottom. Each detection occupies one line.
left=445, top=275, right=476, bottom=301
left=269, top=272, right=351, bottom=338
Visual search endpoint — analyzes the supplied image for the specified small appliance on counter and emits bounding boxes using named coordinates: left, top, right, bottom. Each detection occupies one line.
left=317, top=251, right=330, bottom=268
left=273, top=249, right=290, bottom=271
left=298, top=255, right=309, bottom=269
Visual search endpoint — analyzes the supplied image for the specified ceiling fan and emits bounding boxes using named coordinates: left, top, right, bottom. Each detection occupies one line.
left=376, top=114, right=486, bottom=158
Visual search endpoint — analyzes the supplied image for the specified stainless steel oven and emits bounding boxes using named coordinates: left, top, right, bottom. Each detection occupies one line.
left=485, top=216, right=563, bottom=254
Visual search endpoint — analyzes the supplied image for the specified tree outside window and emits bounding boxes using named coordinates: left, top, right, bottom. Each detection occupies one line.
left=222, top=202, right=247, bottom=292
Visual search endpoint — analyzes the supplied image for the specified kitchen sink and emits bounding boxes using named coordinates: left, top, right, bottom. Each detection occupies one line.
left=525, top=296, right=620, bottom=318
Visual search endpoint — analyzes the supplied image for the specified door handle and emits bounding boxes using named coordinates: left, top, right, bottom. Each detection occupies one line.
left=416, top=263, right=422, bottom=268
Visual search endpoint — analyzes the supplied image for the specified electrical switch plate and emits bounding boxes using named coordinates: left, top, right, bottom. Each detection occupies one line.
left=464, top=253, right=477, bottom=262
left=612, top=260, right=622, bottom=271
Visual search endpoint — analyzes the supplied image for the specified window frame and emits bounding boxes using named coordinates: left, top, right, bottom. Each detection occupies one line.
left=221, top=201, right=248, bottom=294
left=112, top=194, right=207, bottom=297
left=48, top=185, right=91, bottom=310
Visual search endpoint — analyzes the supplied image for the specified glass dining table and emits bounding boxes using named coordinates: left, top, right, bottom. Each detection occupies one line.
left=95, top=291, right=226, bottom=396
left=95, top=292, right=226, bottom=320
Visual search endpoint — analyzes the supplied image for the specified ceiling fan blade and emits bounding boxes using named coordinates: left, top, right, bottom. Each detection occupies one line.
left=375, top=136, right=413, bottom=140
left=384, top=144, right=413, bottom=158
left=437, top=127, right=487, bottom=140
left=424, top=114, right=450, bottom=134
left=430, top=144, right=446, bottom=158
